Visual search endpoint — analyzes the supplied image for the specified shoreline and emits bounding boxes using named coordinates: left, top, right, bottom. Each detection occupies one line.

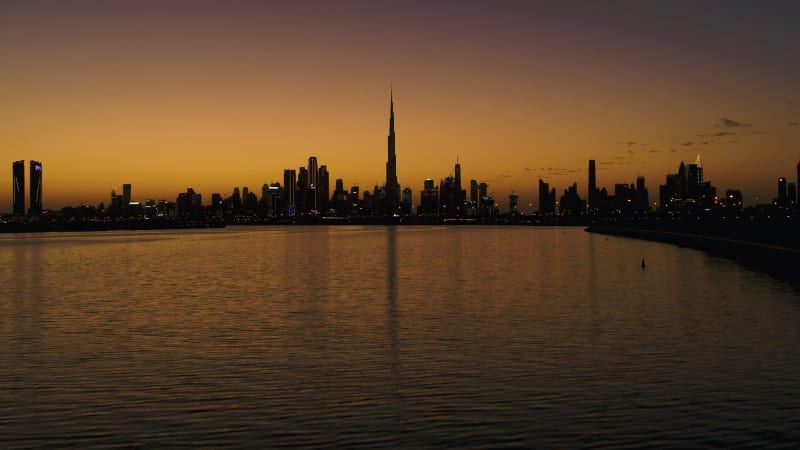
left=0, top=216, right=587, bottom=233
left=585, top=226, right=800, bottom=280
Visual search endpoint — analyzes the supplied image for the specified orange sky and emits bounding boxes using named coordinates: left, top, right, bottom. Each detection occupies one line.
left=1, top=1, right=799, bottom=212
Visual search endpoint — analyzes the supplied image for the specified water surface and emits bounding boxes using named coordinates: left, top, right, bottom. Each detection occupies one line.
left=1, top=226, right=799, bottom=448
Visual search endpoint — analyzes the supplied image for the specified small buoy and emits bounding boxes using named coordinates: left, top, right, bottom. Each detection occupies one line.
left=641, top=258, right=646, bottom=269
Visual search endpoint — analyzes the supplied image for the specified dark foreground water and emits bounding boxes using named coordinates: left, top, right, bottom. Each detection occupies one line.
left=1, top=226, right=799, bottom=448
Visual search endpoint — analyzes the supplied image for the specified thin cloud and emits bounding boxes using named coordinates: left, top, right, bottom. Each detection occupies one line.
left=788, top=121, right=799, bottom=126
left=669, top=148, right=677, bottom=152
left=720, top=117, right=753, bottom=127
left=649, top=149, right=660, bottom=153
left=619, top=140, right=637, bottom=146
left=712, top=131, right=735, bottom=137
left=681, top=141, right=694, bottom=146
left=627, top=150, right=636, bottom=154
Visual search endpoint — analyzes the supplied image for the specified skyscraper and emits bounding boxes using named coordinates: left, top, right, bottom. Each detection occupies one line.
left=12, top=160, right=24, bottom=215
left=538, top=179, right=556, bottom=215
left=588, top=159, right=596, bottom=210
left=297, top=167, right=308, bottom=213
left=283, top=169, right=296, bottom=215
left=678, top=161, right=687, bottom=198
left=385, top=92, right=399, bottom=215
left=778, top=177, right=787, bottom=206
left=420, top=179, right=438, bottom=215
left=29, top=160, right=42, bottom=214
left=308, top=156, right=318, bottom=210
left=508, top=191, right=519, bottom=214
left=454, top=158, right=464, bottom=206
left=317, top=164, right=329, bottom=212
left=122, top=184, right=132, bottom=205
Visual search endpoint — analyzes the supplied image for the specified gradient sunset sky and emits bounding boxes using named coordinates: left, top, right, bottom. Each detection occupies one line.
left=2, top=0, right=799, bottom=211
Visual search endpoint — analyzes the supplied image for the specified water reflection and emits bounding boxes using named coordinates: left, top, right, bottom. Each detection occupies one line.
left=2, top=227, right=800, bottom=448
left=386, top=227, right=398, bottom=349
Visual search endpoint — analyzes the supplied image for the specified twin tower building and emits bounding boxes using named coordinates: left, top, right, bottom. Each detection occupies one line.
left=12, top=160, right=43, bottom=215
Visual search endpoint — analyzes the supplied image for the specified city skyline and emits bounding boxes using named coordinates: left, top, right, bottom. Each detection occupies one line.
left=1, top=1, right=799, bottom=210
left=5, top=111, right=800, bottom=215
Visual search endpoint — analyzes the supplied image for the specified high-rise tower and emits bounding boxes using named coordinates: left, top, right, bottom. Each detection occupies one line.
left=454, top=158, right=464, bottom=207
left=588, top=159, right=596, bottom=211
left=385, top=92, right=399, bottom=215
left=778, top=177, right=788, bottom=206
left=12, top=160, right=24, bottom=215
left=283, top=169, right=296, bottom=215
left=29, top=160, right=42, bottom=214
left=308, top=156, right=318, bottom=210
left=123, top=184, right=132, bottom=205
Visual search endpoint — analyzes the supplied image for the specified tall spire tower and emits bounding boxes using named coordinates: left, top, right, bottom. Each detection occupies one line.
left=385, top=90, right=399, bottom=215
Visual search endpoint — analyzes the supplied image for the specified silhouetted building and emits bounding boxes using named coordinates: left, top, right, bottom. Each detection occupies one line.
left=283, top=169, right=296, bottom=216
left=29, top=160, right=42, bottom=214
left=263, top=183, right=281, bottom=216
left=332, top=178, right=348, bottom=216
left=479, top=193, right=496, bottom=217
left=789, top=183, right=797, bottom=207
left=439, top=173, right=465, bottom=217
left=678, top=161, right=687, bottom=198
left=588, top=159, right=596, bottom=211
left=454, top=159, right=464, bottom=207
left=350, top=186, right=360, bottom=213
left=123, top=184, right=132, bottom=205
left=587, top=159, right=611, bottom=214
left=470, top=179, right=478, bottom=204
left=231, top=187, right=242, bottom=214
left=778, top=177, right=787, bottom=206
left=244, top=191, right=258, bottom=214
left=211, top=193, right=223, bottom=216
left=659, top=158, right=715, bottom=211
left=317, top=164, right=329, bottom=212
left=538, top=179, right=556, bottom=214
left=177, top=187, right=202, bottom=218
left=363, top=187, right=375, bottom=212
left=420, top=178, right=438, bottom=215
left=660, top=173, right=682, bottom=211
left=559, top=183, right=585, bottom=215
left=308, top=156, right=318, bottom=211
left=508, top=191, right=519, bottom=214
left=384, top=93, right=399, bottom=215
left=12, top=160, right=24, bottom=214
left=297, top=167, right=309, bottom=213
left=636, top=176, right=650, bottom=211
left=242, top=186, right=250, bottom=210
left=686, top=154, right=704, bottom=198
left=401, top=187, right=412, bottom=215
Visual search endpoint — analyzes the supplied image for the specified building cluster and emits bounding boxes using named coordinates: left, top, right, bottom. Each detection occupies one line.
left=6, top=94, right=800, bottom=224
left=775, top=161, right=800, bottom=208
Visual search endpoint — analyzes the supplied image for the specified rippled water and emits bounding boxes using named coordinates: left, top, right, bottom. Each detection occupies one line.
left=1, top=226, right=799, bottom=448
